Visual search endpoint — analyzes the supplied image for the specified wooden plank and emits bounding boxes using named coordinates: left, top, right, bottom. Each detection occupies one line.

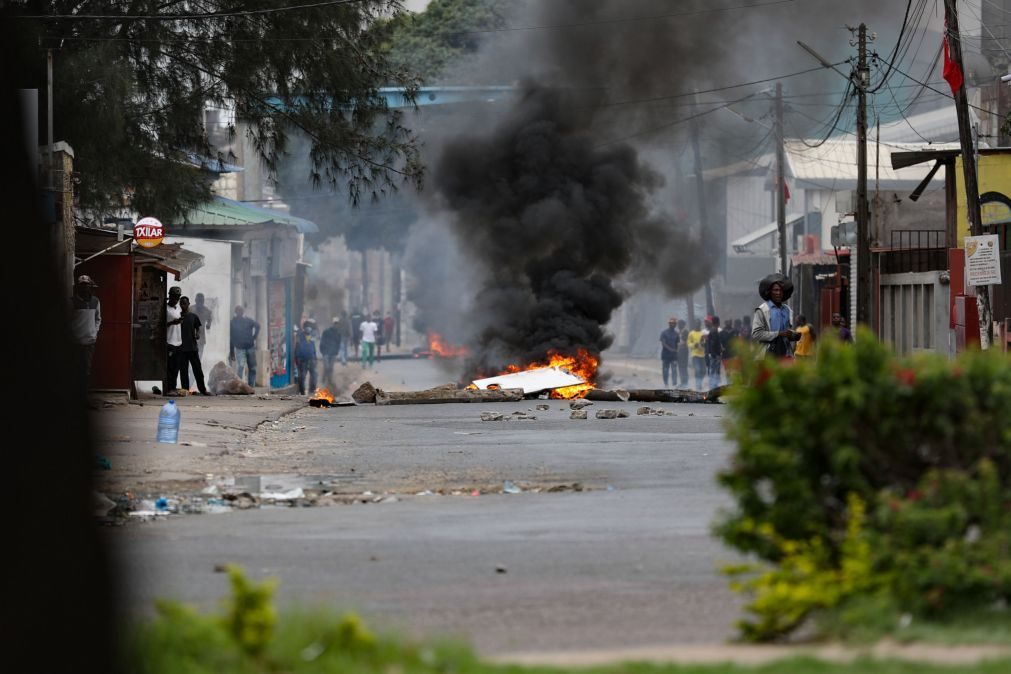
left=374, top=387, right=525, bottom=405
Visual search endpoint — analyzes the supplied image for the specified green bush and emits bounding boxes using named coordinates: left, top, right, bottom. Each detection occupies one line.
left=717, top=332, right=1011, bottom=640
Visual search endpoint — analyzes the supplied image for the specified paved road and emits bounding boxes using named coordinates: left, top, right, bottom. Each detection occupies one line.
left=107, top=357, right=743, bottom=655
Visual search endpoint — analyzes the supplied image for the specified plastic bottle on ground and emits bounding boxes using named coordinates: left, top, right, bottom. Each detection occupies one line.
left=157, top=400, right=180, bottom=444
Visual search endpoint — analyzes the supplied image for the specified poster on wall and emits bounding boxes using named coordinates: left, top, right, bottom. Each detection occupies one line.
left=964, top=234, right=1002, bottom=286
left=268, top=281, right=289, bottom=386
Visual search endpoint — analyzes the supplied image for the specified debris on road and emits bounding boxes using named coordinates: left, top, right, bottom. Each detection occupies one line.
left=208, top=361, right=255, bottom=395
left=570, top=410, right=588, bottom=420
left=535, top=404, right=550, bottom=411
left=569, top=400, right=593, bottom=410
left=472, top=367, right=585, bottom=395
left=495, top=565, right=508, bottom=574
left=502, top=480, right=522, bottom=494
left=376, top=386, right=524, bottom=405
left=481, top=411, right=505, bottom=421
left=586, top=387, right=726, bottom=403
left=636, top=407, right=668, bottom=416
left=352, top=381, right=378, bottom=404
left=595, top=409, right=630, bottom=419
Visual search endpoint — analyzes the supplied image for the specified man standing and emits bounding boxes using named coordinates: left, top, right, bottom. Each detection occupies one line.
left=229, top=305, right=260, bottom=387
left=178, top=296, right=211, bottom=395
left=70, top=275, right=101, bottom=381
left=372, top=310, right=384, bottom=362
left=687, top=319, right=706, bottom=389
left=832, top=313, right=853, bottom=342
left=659, top=316, right=680, bottom=388
left=294, top=320, right=318, bottom=395
left=350, top=308, right=364, bottom=358
left=705, top=316, right=726, bottom=388
left=319, top=317, right=342, bottom=388
left=359, top=313, right=378, bottom=370
left=192, top=292, right=212, bottom=358
left=752, top=273, right=800, bottom=358
left=164, top=286, right=184, bottom=395
left=383, top=311, right=396, bottom=352
left=337, top=310, right=351, bottom=366
left=676, top=319, right=690, bottom=387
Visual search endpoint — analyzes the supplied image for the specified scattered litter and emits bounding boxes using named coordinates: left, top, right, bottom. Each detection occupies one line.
left=535, top=404, right=550, bottom=411
left=510, top=411, right=536, bottom=420
left=180, top=441, right=207, bottom=447
left=688, top=412, right=695, bottom=416
left=570, top=410, right=588, bottom=420
left=454, top=431, right=482, bottom=436
left=380, top=496, right=399, bottom=504
left=502, top=480, right=522, bottom=494
left=109, top=435, right=131, bottom=442
left=154, top=497, right=170, bottom=511
left=470, top=489, right=480, bottom=497
left=595, top=409, right=629, bottom=419
left=480, top=411, right=505, bottom=422
left=128, top=510, right=168, bottom=520
left=547, top=483, right=583, bottom=492
left=495, top=565, right=508, bottom=574
left=606, top=484, right=616, bottom=491
left=260, top=487, right=304, bottom=500
left=569, top=400, right=593, bottom=410
left=416, top=490, right=435, bottom=496
left=95, top=455, right=112, bottom=470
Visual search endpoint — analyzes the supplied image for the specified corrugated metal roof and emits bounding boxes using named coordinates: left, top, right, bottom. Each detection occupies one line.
left=179, top=196, right=318, bottom=234
left=784, top=139, right=960, bottom=191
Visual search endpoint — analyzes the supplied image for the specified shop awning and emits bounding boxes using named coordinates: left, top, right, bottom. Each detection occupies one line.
left=134, top=243, right=205, bottom=280
left=731, top=214, right=805, bottom=253
left=179, top=195, right=318, bottom=234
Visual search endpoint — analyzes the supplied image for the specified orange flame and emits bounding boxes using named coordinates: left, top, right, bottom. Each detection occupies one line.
left=428, top=332, right=470, bottom=359
left=488, top=348, right=599, bottom=399
left=311, top=387, right=335, bottom=403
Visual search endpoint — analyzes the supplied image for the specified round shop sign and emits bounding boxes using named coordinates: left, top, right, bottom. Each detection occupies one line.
left=134, top=217, right=164, bottom=248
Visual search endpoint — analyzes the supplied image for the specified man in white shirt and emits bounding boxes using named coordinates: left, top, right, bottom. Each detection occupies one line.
left=70, top=275, right=102, bottom=380
left=359, top=314, right=378, bottom=370
left=165, top=286, right=184, bottom=395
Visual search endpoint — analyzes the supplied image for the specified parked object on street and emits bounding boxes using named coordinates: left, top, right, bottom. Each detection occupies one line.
left=157, top=400, right=180, bottom=444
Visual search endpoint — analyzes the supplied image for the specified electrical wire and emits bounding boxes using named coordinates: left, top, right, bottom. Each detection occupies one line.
left=874, top=51, right=1007, bottom=120
left=869, top=0, right=916, bottom=93
left=16, top=0, right=377, bottom=21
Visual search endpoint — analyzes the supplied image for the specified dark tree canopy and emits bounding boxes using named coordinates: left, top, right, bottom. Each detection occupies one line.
left=12, top=0, right=423, bottom=221
left=375, top=0, right=516, bottom=81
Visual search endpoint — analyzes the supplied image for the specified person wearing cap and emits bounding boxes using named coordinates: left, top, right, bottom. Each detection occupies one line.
left=164, top=286, right=184, bottom=395
left=70, top=275, right=102, bottom=380
left=752, top=273, right=801, bottom=358
left=319, top=316, right=343, bottom=389
left=659, top=316, right=680, bottom=388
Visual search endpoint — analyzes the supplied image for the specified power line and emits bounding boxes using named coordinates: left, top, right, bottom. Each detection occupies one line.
left=869, top=0, right=915, bottom=93
left=15, top=0, right=373, bottom=21
left=874, top=52, right=1007, bottom=120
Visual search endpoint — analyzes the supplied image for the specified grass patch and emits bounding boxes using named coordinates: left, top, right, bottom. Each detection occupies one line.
left=819, top=594, right=1011, bottom=646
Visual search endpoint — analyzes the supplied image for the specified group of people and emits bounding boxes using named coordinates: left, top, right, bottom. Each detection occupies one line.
left=659, top=314, right=752, bottom=390
left=658, top=275, right=857, bottom=388
left=291, top=309, right=397, bottom=395
left=164, top=285, right=213, bottom=395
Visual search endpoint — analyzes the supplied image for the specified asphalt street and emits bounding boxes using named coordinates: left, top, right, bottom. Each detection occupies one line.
left=107, top=357, right=743, bottom=655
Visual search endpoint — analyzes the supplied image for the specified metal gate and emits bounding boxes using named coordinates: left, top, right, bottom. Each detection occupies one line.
left=878, top=271, right=950, bottom=356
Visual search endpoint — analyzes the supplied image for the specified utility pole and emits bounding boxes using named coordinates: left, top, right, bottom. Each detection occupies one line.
left=690, top=91, right=716, bottom=316
left=775, top=82, right=787, bottom=276
left=944, top=0, right=993, bottom=349
left=854, top=23, right=871, bottom=328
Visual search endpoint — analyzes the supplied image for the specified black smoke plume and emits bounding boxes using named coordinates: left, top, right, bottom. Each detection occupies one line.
left=433, top=83, right=711, bottom=376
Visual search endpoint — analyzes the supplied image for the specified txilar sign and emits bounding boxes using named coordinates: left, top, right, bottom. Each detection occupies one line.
left=134, top=216, right=164, bottom=248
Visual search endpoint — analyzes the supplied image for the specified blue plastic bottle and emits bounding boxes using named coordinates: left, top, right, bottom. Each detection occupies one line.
left=157, top=400, right=180, bottom=444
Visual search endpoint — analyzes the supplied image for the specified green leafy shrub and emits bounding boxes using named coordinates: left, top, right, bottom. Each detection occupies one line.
left=717, top=332, right=1011, bottom=640
left=222, top=564, right=277, bottom=658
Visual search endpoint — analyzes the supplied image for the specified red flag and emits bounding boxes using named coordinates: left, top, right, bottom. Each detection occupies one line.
left=942, top=22, right=964, bottom=95
left=784, top=179, right=791, bottom=204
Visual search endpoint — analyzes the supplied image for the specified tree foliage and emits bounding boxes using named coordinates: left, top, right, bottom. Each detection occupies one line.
left=11, top=0, right=422, bottom=221
left=374, top=0, right=516, bottom=81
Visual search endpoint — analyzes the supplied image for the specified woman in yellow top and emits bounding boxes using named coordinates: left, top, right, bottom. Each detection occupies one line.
left=686, top=319, right=706, bottom=388
left=794, top=315, right=815, bottom=357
